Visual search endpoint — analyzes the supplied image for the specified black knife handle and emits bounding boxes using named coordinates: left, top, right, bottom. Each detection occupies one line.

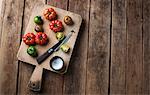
left=37, top=49, right=53, bottom=64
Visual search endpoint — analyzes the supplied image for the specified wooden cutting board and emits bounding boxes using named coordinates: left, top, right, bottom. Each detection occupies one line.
left=17, top=4, right=82, bottom=91
left=17, top=4, right=82, bottom=73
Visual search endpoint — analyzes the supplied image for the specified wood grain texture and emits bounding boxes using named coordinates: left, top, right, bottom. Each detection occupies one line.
left=47, top=0, right=68, bottom=10
left=17, top=0, right=46, bottom=94
left=63, top=0, right=89, bottom=95
left=17, top=4, right=82, bottom=74
left=0, top=0, right=3, bottom=13
left=110, top=0, right=126, bottom=94
left=126, top=0, right=143, bottom=94
left=143, top=0, right=150, bottom=94
left=1, top=0, right=150, bottom=94
left=87, top=0, right=111, bottom=94
left=0, top=0, right=24, bottom=94
left=41, top=0, right=68, bottom=94
left=0, top=0, right=4, bottom=44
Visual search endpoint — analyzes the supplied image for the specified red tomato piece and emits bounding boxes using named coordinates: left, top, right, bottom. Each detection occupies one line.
left=49, top=20, right=63, bottom=32
left=35, top=32, right=48, bottom=45
left=23, top=33, right=35, bottom=45
left=43, top=8, right=57, bottom=21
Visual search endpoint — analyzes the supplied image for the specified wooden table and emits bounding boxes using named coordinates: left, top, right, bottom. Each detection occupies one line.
left=0, top=0, right=150, bottom=94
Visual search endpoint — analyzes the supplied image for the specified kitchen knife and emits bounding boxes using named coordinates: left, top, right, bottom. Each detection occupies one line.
left=36, top=30, right=74, bottom=64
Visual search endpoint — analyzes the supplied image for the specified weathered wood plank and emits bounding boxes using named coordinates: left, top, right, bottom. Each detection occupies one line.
left=17, top=0, right=46, bottom=94
left=0, top=0, right=24, bottom=94
left=86, top=0, right=111, bottom=94
left=0, top=0, right=4, bottom=46
left=47, top=0, right=68, bottom=10
left=63, top=0, right=89, bottom=95
left=143, top=0, right=150, bottom=94
left=110, top=0, right=126, bottom=94
left=0, top=0, right=3, bottom=13
left=126, top=0, right=143, bottom=94
left=18, top=0, right=68, bottom=94
left=41, top=0, right=68, bottom=94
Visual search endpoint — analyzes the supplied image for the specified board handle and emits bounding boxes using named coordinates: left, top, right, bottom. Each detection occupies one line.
left=28, top=66, right=43, bottom=91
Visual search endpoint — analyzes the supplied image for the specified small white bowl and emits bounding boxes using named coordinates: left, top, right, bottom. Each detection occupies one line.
left=50, top=56, right=64, bottom=71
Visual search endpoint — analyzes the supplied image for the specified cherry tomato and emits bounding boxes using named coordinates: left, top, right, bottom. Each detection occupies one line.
left=23, top=33, right=35, bottom=45
left=56, top=32, right=65, bottom=41
left=35, top=25, right=43, bottom=32
left=64, top=16, right=73, bottom=25
left=27, top=46, right=38, bottom=57
left=43, top=8, right=57, bottom=21
left=34, top=16, right=43, bottom=25
left=49, top=20, right=63, bottom=32
left=35, top=32, right=48, bottom=45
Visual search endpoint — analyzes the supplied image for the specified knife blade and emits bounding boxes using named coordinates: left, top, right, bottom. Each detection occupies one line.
left=36, top=30, right=74, bottom=64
